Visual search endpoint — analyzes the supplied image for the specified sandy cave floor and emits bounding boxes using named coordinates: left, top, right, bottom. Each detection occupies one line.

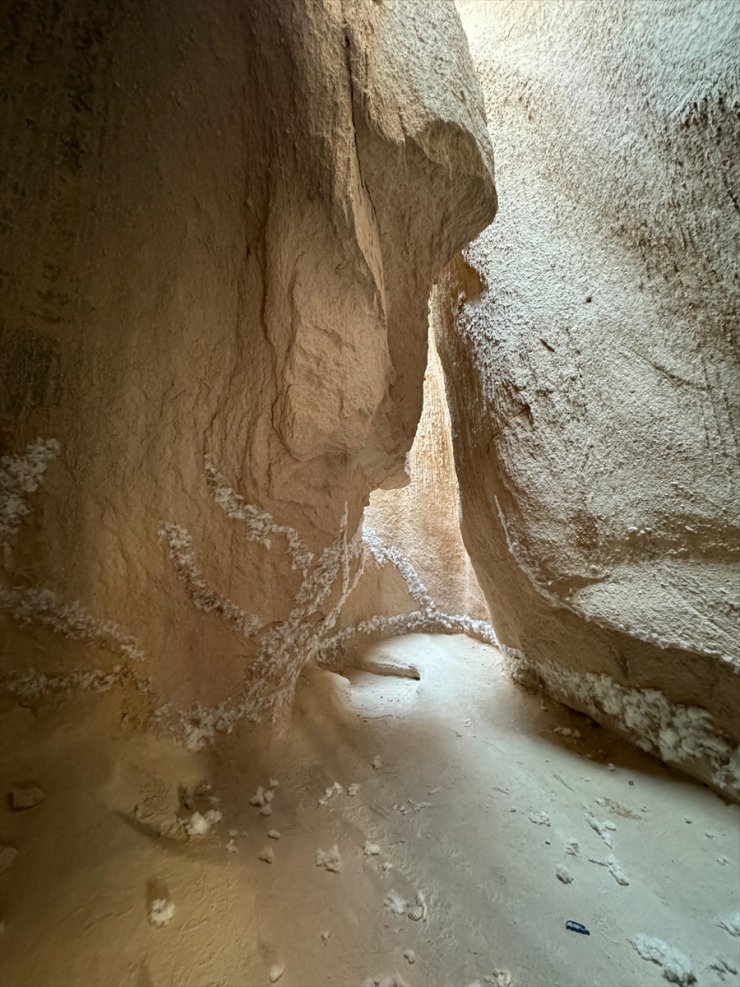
left=0, top=633, right=738, bottom=987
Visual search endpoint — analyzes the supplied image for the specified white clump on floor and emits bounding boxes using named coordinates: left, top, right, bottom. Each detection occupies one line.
left=486, top=971, right=513, bottom=987
left=321, top=929, right=331, bottom=944
left=363, top=975, right=409, bottom=987
left=260, top=804, right=273, bottom=817
left=407, top=891, right=427, bottom=922
left=258, top=847, right=274, bottom=864
left=383, top=890, right=407, bottom=915
left=629, top=934, right=696, bottom=985
left=585, top=813, right=616, bottom=848
left=348, top=783, right=360, bottom=797
left=148, top=898, right=175, bottom=928
left=226, top=838, right=238, bottom=854
left=556, top=864, right=573, bottom=884
left=185, top=809, right=222, bottom=836
left=269, top=962, right=285, bottom=983
left=403, top=949, right=415, bottom=965
left=589, top=853, right=629, bottom=886
left=318, top=782, right=344, bottom=806
left=268, top=778, right=279, bottom=789
left=565, top=840, right=580, bottom=856
left=249, top=783, right=276, bottom=808
left=553, top=727, right=582, bottom=739
left=528, top=810, right=550, bottom=826
left=268, top=829, right=281, bottom=840
left=363, top=841, right=381, bottom=856
left=372, top=755, right=382, bottom=770
left=315, top=845, right=341, bottom=873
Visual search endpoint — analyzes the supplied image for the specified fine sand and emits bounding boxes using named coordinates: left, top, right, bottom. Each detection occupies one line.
left=0, top=633, right=738, bottom=987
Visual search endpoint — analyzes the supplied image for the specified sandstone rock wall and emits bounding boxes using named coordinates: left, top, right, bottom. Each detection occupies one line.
left=0, top=0, right=496, bottom=744
left=439, top=0, right=740, bottom=797
left=366, top=329, right=489, bottom=623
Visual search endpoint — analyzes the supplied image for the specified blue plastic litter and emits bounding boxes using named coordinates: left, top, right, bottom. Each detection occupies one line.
left=565, top=920, right=590, bottom=936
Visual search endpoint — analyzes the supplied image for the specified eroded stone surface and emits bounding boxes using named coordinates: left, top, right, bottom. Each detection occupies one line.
left=439, top=0, right=740, bottom=797
left=0, top=1, right=495, bottom=735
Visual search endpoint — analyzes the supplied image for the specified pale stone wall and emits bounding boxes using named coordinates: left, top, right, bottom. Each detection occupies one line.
left=438, top=0, right=740, bottom=797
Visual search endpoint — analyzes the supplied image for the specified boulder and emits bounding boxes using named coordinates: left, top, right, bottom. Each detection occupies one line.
left=438, top=0, right=740, bottom=797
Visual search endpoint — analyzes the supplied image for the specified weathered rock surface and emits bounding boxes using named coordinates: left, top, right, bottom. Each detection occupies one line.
left=8, top=783, right=46, bottom=811
left=0, top=0, right=495, bottom=740
left=439, top=0, right=740, bottom=797
left=366, top=331, right=488, bottom=623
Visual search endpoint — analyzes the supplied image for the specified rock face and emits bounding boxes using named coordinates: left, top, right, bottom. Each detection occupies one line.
left=365, top=331, right=489, bottom=624
left=0, top=0, right=496, bottom=742
left=439, top=0, right=740, bottom=797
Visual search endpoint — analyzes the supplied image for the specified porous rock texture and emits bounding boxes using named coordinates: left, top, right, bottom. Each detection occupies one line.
left=0, top=0, right=496, bottom=741
left=439, top=0, right=740, bottom=798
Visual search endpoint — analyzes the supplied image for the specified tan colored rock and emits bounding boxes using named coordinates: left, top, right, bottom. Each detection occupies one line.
left=0, top=2, right=495, bottom=740
left=438, top=0, right=740, bottom=797
left=366, top=331, right=488, bottom=623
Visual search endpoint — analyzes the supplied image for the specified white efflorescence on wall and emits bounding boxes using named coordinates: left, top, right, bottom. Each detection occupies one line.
left=0, top=438, right=60, bottom=550
left=318, top=524, right=497, bottom=663
left=6, top=664, right=125, bottom=698
left=204, top=456, right=314, bottom=574
left=505, top=647, right=740, bottom=798
left=158, top=458, right=496, bottom=749
left=0, top=439, right=148, bottom=685
left=0, top=586, right=145, bottom=663
left=0, top=437, right=497, bottom=751
left=157, top=523, right=264, bottom=637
